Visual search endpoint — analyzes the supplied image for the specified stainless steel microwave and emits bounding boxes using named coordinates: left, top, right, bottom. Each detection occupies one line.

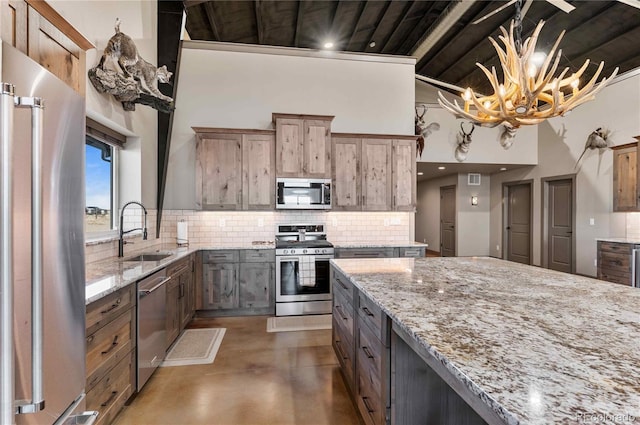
left=276, top=178, right=331, bottom=209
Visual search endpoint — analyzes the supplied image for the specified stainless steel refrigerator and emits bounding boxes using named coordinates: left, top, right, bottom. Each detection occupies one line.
left=1, top=42, right=97, bottom=424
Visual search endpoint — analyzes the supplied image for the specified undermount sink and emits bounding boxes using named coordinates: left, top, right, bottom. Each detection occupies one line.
left=124, top=253, right=173, bottom=262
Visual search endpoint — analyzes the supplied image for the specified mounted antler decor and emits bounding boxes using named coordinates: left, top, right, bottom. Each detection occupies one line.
left=88, top=19, right=175, bottom=113
left=437, top=0, right=618, bottom=130
left=415, top=104, right=440, bottom=157
left=455, top=122, right=475, bottom=162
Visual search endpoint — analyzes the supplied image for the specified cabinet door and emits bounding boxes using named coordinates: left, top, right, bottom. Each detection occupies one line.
left=392, top=139, right=416, bottom=211
left=613, top=145, right=639, bottom=211
left=166, top=280, right=180, bottom=348
left=239, top=263, right=273, bottom=309
left=1, top=0, right=28, bottom=53
left=361, top=139, right=392, bottom=211
left=180, top=267, right=195, bottom=329
left=304, top=120, right=332, bottom=178
left=243, top=133, right=275, bottom=209
left=196, top=134, right=242, bottom=210
left=332, top=137, right=361, bottom=211
left=202, top=263, right=240, bottom=309
left=276, top=118, right=304, bottom=177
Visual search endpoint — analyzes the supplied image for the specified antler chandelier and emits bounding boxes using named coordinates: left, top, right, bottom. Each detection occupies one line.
left=438, top=3, right=618, bottom=129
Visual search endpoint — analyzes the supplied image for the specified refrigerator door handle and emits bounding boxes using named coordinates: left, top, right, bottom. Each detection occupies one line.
left=15, top=96, right=46, bottom=414
left=0, top=83, right=15, bottom=425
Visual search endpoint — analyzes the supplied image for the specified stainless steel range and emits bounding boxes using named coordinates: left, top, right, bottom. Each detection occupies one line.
left=275, top=224, right=334, bottom=316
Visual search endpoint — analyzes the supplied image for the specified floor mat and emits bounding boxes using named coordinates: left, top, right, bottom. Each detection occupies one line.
left=266, top=314, right=332, bottom=332
left=161, top=328, right=226, bottom=367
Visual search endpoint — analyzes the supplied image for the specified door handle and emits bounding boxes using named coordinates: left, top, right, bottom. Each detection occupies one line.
left=506, top=226, right=511, bottom=230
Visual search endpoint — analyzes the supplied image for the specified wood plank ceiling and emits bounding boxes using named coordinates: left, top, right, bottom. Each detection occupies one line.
left=183, top=0, right=640, bottom=95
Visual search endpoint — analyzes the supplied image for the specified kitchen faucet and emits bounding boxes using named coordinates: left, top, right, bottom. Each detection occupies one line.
left=118, top=201, right=148, bottom=257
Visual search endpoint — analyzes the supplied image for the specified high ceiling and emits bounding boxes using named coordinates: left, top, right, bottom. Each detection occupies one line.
left=183, top=0, right=640, bottom=95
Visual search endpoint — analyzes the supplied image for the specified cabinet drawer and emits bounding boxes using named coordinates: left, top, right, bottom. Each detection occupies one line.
left=333, top=289, right=354, bottom=341
left=356, top=367, right=385, bottom=425
left=598, top=268, right=632, bottom=286
left=598, top=242, right=633, bottom=254
left=357, top=321, right=384, bottom=397
left=358, top=293, right=388, bottom=345
left=332, top=322, right=354, bottom=392
left=203, top=250, right=239, bottom=263
left=336, top=248, right=395, bottom=258
left=86, top=285, right=134, bottom=335
left=86, top=308, right=134, bottom=391
left=397, top=247, right=425, bottom=257
left=86, top=351, right=134, bottom=425
left=167, top=256, right=191, bottom=277
left=598, top=251, right=631, bottom=271
left=333, top=270, right=355, bottom=304
left=240, top=249, right=275, bottom=263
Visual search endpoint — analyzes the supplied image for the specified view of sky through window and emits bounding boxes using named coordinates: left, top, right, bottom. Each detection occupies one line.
left=85, top=140, right=113, bottom=233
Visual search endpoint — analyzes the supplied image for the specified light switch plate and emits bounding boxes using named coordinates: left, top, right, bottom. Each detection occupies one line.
left=219, top=219, right=226, bottom=228
left=384, top=219, right=390, bottom=226
left=332, top=218, right=338, bottom=227
left=257, top=218, right=264, bottom=227
left=589, top=218, right=595, bottom=226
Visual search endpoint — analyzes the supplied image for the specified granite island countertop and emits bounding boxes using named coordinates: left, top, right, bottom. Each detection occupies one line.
left=331, top=256, right=640, bottom=425
left=85, top=242, right=274, bottom=305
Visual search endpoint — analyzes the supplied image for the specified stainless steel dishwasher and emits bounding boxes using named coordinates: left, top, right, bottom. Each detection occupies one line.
left=137, top=269, right=170, bottom=391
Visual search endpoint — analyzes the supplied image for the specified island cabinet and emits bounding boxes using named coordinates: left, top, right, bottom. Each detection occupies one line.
left=274, top=113, right=333, bottom=178
left=334, top=247, right=425, bottom=259
left=199, top=249, right=275, bottom=316
left=612, top=142, right=639, bottom=212
left=194, top=128, right=275, bottom=211
left=331, top=134, right=417, bottom=212
left=85, top=285, right=136, bottom=425
left=166, top=254, right=196, bottom=349
left=332, top=268, right=391, bottom=425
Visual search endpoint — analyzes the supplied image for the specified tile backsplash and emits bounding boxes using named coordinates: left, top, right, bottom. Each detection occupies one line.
left=626, top=212, right=640, bottom=239
left=159, top=210, right=415, bottom=246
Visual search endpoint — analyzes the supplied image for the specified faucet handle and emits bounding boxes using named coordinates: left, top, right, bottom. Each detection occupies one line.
left=143, top=228, right=148, bottom=240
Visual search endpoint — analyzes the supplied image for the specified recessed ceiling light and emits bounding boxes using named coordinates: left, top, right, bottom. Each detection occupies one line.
left=417, top=172, right=424, bottom=176
left=323, top=41, right=334, bottom=49
left=438, top=166, right=446, bottom=170
left=369, top=41, right=376, bottom=48
left=500, top=167, right=507, bottom=171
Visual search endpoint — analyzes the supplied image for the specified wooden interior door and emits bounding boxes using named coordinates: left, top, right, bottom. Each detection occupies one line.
left=548, top=179, right=574, bottom=273
left=440, top=185, right=456, bottom=257
left=506, top=183, right=531, bottom=265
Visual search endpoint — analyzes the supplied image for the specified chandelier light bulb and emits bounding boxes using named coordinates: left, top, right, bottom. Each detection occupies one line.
left=531, top=51, right=547, bottom=66
left=527, top=63, right=537, bottom=78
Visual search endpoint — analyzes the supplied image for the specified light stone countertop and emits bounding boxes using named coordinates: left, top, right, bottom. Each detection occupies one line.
left=596, top=237, right=640, bottom=244
left=85, top=242, right=274, bottom=305
left=334, top=241, right=428, bottom=249
left=330, top=256, right=640, bottom=425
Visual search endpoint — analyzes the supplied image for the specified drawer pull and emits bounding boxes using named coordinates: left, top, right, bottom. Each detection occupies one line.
left=362, top=306, right=374, bottom=317
left=86, top=335, right=94, bottom=344
left=101, top=391, right=118, bottom=407
left=362, top=346, right=374, bottom=359
left=101, top=335, right=119, bottom=355
left=335, top=340, right=348, bottom=360
left=336, top=278, right=348, bottom=290
left=362, top=396, right=375, bottom=414
left=100, top=298, right=122, bottom=314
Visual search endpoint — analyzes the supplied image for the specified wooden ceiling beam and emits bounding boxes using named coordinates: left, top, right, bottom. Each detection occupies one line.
left=396, top=2, right=442, bottom=54
left=363, top=1, right=393, bottom=52
left=346, top=1, right=368, bottom=51
left=204, top=1, right=221, bottom=41
left=255, top=0, right=264, bottom=44
left=183, top=0, right=209, bottom=8
left=294, top=0, right=305, bottom=47
left=380, top=1, right=419, bottom=54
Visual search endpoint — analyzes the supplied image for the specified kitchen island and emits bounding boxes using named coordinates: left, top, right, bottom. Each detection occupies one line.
left=331, top=257, right=640, bottom=425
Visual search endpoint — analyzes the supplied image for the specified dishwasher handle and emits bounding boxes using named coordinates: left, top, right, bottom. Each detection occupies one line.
left=139, top=276, right=171, bottom=298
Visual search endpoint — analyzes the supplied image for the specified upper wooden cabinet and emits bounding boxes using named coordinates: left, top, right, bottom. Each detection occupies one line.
left=1, top=0, right=94, bottom=94
left=194, top=128, right=275, bottom=211
left=332, top=134, right=416, bottom=212
left=612, top=141, right=639, bottom=212
left=273, top=113, right=333, bottom=178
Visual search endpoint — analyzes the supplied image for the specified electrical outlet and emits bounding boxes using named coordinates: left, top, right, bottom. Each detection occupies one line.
left=496, top=245, right=500, bottom=251
left=257, top=218, right=264, bottom=227
left=219, top=218, right=226, bottom=228
left=332, top=218, right=338, bottom=227
left=390, top=217, right=402, bottom=225
left=384, top=219, right=390, bottom=226
left=594, top=259, right=597, bottom=267
left=589, top=218, right=595, bottom=226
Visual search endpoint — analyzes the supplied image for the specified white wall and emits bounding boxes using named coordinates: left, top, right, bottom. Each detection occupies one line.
left=415, top=174, right=457, bottom=250
left=164, top=43, right=415, bottom=209
left=456, top=173, right=490, bottom=256
left=48, top=0, right=158, bottom=208
left=489, top=72, right=640, bottom=276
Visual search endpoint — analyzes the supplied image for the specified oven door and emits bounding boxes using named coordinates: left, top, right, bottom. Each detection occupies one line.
left=276, top=255, right=333, bottom=302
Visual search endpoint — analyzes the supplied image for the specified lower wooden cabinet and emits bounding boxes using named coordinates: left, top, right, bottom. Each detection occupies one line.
left=200, top=249, right=275, bottom=316
left=597, top=241, right=636, bottom=286
left=86, top=285, right=136, bottom=425
left=166, top=255, right=196, bottom=349
left=332, top=267, right=390, bottom=425
left=334, top=246, right=425, bottom=259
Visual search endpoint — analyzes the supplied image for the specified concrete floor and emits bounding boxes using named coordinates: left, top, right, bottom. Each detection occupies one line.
left=113, top=316, right=361, bottom=425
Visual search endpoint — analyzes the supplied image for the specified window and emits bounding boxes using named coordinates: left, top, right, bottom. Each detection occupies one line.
left=85, top=118, right=124, bottom=238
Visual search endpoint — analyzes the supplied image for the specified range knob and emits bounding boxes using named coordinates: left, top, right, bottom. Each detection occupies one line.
left=322, top=249, right=327, bottom=254
left=283, top=249, right=288, bottom=255
left=303, top=249, right=308, bottom=254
